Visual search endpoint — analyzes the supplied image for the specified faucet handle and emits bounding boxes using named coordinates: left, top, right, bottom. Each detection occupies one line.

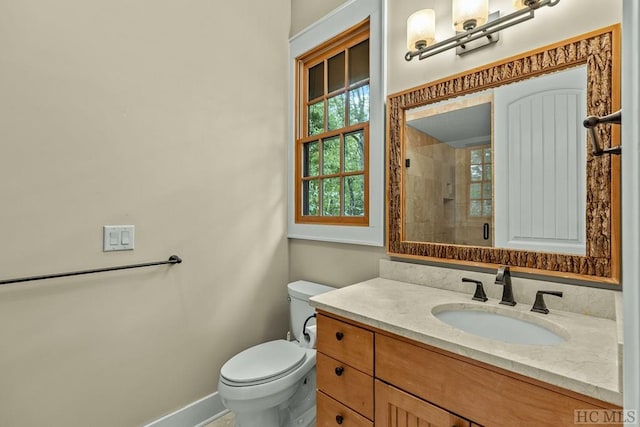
left=495, top=265, right=509, bottom=284
left=531, top=290, right=563, bottom=314
left=462, top=278, right=488, bottom=302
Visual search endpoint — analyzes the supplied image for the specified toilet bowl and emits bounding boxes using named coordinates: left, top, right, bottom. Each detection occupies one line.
left=218, top=281, right=334, bottom=427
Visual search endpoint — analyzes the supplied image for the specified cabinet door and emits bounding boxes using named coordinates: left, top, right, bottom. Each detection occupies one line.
left=375, top=380, right=470, bottom=427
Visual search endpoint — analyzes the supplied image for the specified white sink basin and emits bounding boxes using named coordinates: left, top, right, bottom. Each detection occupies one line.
left=432, top=304, right=567, bottom=345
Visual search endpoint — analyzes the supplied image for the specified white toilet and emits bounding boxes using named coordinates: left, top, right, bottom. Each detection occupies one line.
left=218, top=280, right=334, bottom=427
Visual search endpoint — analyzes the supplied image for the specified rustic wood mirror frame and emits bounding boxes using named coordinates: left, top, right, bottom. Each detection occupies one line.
left=386, top=25, right=621, bottom=284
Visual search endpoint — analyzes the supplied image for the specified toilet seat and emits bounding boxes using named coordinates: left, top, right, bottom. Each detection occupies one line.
left=220, top=340, right=307, bottom=386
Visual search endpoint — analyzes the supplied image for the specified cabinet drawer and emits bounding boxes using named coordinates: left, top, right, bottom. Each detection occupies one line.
left=317, top=314, right=374, bottom=375
left=317, top=352, right=374, bottom=420
left=375, top=380, right=470, bottom=427
left=376, top=334, right=620, bottom=427
left=317, top=391, right=373, bottom=427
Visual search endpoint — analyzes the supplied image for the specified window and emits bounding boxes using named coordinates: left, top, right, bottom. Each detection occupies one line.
left=287, top=0, right=384, bottom=246
left=295, top=23, right=370, bottom=226
left=468, top=146, right=492, bottom=217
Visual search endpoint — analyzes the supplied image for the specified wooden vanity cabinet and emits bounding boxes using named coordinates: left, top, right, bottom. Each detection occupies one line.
left=316, top=312, right=621, bottom=427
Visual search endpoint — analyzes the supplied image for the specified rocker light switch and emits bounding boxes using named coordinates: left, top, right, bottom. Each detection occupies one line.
left=103, top=225, right=135, bottom=251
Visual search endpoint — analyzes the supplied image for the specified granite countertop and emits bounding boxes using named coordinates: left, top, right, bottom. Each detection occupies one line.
left=310, top=277, right=622, bottom=406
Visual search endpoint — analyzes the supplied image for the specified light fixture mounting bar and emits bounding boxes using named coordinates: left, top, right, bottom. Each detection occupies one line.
left=405, top=0, right=560, bottom=61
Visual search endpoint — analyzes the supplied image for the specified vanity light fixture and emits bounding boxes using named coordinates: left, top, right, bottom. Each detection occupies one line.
left=405, top=0, right=560, bottom=62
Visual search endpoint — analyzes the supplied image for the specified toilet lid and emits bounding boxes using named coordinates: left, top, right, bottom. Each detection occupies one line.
left=220, top=340, right=307, bottom=385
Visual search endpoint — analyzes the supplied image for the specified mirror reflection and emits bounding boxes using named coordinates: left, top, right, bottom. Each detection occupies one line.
left=403, top=66, right=587, bottom=256
left=405, top=94, right=493, bottom=247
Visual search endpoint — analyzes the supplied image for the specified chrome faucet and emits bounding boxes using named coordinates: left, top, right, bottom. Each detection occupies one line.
left=495, top=266, right=516, bottom=306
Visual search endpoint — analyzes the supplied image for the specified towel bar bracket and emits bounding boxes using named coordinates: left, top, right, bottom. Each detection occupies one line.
left=583, top=109, right=622, bottom=157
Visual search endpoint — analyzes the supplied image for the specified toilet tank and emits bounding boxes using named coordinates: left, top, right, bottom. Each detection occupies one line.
left=288, top=280, right=335, bottom=342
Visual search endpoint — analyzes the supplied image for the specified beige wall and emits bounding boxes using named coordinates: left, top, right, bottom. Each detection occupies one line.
left=0, top=1, right=290, bottom=426
left=288, top=0, right=621, bottom=286
left=290, top=0, right=351, bottom=36
left=289, top=240, right=384, bottom=287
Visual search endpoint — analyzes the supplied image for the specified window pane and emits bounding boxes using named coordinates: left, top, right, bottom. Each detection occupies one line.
left=323, top=137, right=340, bottom=175
left=303, top=179, right=319, bottom=216
left=308, top=62, right=324, bottom=100
left=344, top=131, right=365, bottom=172
left=470, top=165, right=483, bottom=181
left=483, top=182, right=492, bottom=198
left=303, top=141, right=319, bottom=177
left=308, top=101, right=324, bottom=136
left=348, top=39, right=369, bottom=85
left=348, top=85, right=370, bottom=125
left=469, top=200, right=482, bottom=217
left=327, top=94, right=345, bottom=131
left=470, top=149, right=483, bottom=165
left=322, top=177, right=341, bottom=216
left=470, top=183, right=482, bottom=199
left=328, top=52, right=345, bottom=93
left=484, top=148, right=492, bottom=163
left=482, top=200, right=492, bottom=217
left=344, top=174, right=365, bottom=216
left=483, top=164, right=492, bottom=181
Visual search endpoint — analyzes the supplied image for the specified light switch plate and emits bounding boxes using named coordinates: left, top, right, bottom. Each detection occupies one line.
left=103, top=225, right=135, bottom=251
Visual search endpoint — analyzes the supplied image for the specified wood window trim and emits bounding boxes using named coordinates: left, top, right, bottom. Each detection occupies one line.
left=294, top=19, right=370, bottom=226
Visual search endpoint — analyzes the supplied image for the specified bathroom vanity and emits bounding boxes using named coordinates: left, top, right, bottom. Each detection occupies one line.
left=310, top=263, right=623, bottom=427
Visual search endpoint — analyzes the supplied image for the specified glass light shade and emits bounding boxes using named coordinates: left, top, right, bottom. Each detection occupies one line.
left=452, top=0, right=489, bottom=31
left=407, top=9, right=436, bottom=50
left=513, top=0, right=538, bottom=9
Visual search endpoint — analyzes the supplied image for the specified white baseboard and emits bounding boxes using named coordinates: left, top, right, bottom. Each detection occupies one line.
left=143, top=392, right=229, bottom=427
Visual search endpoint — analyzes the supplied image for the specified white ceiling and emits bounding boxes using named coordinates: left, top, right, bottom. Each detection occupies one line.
left=407, top=102, right=492, bottom=149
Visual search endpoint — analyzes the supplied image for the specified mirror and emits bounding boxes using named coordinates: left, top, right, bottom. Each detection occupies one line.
left=387, top=25, right=621, bottom=284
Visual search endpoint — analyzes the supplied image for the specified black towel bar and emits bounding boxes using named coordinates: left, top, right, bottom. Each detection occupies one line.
left=0, top=255, right=182, bottom=286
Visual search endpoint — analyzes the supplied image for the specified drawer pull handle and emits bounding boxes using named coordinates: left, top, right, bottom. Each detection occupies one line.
left=335, top=331, right=344, bottom=341
left=334, top=366, right=344, bottom=376
left=336, top=415, right=344, bottom=424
